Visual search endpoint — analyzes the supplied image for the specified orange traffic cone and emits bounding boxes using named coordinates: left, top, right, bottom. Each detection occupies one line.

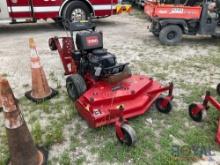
left=0, top=77, right=46, bottom=165
left=25, top=38, right=58, bottom=103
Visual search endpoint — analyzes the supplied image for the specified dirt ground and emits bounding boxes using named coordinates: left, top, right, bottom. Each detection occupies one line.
left=0, top=9, right=220, bottom=165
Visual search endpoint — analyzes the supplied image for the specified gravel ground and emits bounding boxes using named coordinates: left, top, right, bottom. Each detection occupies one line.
left=0, top=9, right=220, bottom=165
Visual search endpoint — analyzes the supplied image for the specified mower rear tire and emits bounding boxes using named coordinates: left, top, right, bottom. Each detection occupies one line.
left=155, top=97, right=172, bottom=113
left=66, top=74, right=87, bottom=101
left=188, top=103, right=204, bottom=122
left=159, top=25, right=182, bottom=45
left=49, top=38, right=57, bottom=51
left=117, top=124, right=137, bottom=146
left=217, top=83, right=220, bottom=95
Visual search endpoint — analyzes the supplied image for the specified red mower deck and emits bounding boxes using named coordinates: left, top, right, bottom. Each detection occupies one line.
left=76, top=75, right=173, bottom=128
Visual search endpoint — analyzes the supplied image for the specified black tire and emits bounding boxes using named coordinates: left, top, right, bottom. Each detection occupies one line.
left=62, top=1, right=90, bottom=23
left=159, top=25, right=183, bottom=45
left=217, top=83, right=220, bottom=95
left=152, top=31, right=159, bottom=37
left=116, top=124, right=137, bottom=146
left=188, top=103, right=203, bottom=122
left=212, top=35, right=220, bottom=39
left=48, top=38, right=57, bottom=51
left=155, top=97, right=172, bottom=114
left=66, top=74, right=87, bottom=101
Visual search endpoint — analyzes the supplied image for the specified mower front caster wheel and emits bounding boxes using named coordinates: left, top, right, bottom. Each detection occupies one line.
left=66, top=74, right=87, bottom=101
left=116, top=124, right=137, bottom=146
left=155, top=97, right=172, bottom=113
left=217, top=83, right=220, bottom=95
left=188, top=103, right=206, bottom=122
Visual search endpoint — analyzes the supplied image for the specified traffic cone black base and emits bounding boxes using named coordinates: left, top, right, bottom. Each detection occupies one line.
left=25, top=88, right=58, bottom=103
left=6, top=123, right=47, bottom=165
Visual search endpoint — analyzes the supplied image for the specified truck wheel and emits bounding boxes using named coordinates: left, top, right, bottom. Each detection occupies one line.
left=66, top=74, right=87, bottom=101
left=159, top=25, right=182, bottom=45
left=63, top=1, right=90, bottom=22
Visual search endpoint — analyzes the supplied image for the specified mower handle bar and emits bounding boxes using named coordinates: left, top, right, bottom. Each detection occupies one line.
left=63, top=19, right=96, bottom=32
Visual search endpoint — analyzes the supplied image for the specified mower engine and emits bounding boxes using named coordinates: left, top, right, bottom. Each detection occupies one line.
left=75, top=30, right=126, bottom=78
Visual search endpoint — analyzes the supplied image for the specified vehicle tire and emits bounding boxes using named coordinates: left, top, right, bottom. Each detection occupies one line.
left=116, top=124, right=137, bottom=146
left=217, top=83, right=220, bottom=95
left=48, top=38, right=57, bottom=51
left=188, top=103, right=204, bottom=122
left=152, top=31, right=159, bottom=37
left=155, top=97, right=172, bottom=114
left=63, top=1, right=90, bottom=23
left=66, top=74, right=87, bottom=101
left=159, top=25, right=183, bottom=45
left=211, top=35, right=220, bottom=39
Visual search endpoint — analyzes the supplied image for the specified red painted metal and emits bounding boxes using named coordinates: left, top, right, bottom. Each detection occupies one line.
left=50, top=37, right=77, bottom=75
left=75, top=76, right=173, bottom=128
left=191, top=91, right=220, bottom=145
left=206, top=96, right=220, bottom=110
left=50, top=35, right=174, bottom=129
left=191, top=104, right=205, bottom=115
left=144, top=1, right=202, bottom=20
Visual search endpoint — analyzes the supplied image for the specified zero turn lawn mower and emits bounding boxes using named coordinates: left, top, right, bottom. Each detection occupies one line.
left=188, top=83, right=220, bottom=145
left=49, top=21, right=174, bottom=146
left=144, top=0, right=220, bottom=45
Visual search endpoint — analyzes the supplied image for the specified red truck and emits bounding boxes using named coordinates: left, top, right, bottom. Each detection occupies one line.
left=0, top=0, right=131, bottom=24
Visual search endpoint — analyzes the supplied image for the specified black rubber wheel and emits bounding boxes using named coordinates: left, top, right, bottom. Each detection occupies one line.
left=63, top=1, right=90, bottom=23
left=152, top=31, right=159, bottom=37
left=155, top=97, right=172, bottom=114
left=159, top=25, right=183, bottom=45
left=211, top=35, right=220, bottom=39
left=217, top=83, right=220, bottom=95
left=188, top=103, right=203, bottom=122
left=66, top=74, right=87, bottom=101
left=48, top=38, right=57, bottom=51
left=116, top=124, right=137, bottom=146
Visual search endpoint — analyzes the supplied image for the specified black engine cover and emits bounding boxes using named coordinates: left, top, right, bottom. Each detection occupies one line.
left=76, top=31, right=103, bottom=51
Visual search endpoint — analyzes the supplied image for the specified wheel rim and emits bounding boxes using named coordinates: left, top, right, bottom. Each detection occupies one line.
left=71, top=8, right=86, bottom=21
left=167, top=31, right=176, bottom=40
left=189, top=104, right=203, bottom=121
left=156, top=98, right=172, bottom=113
